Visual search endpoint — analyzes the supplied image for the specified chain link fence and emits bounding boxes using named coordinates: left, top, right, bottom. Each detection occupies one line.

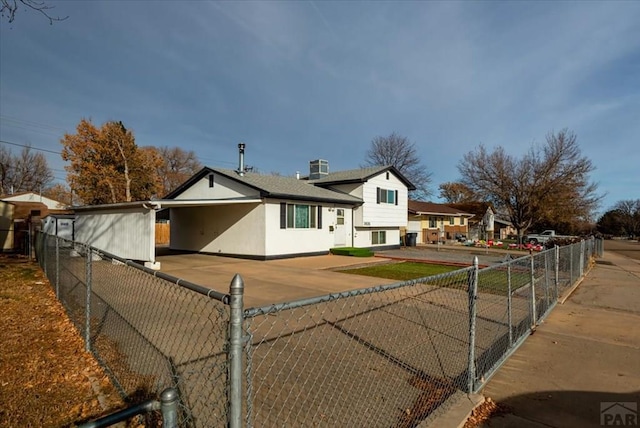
left=241, top=239, right=600, bottom=427
left=35, top=232, right=601, bottom=427
left=36, top=232, right=231, bottom=427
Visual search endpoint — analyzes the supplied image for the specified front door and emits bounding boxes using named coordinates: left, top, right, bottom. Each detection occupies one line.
left=334, top=208, right=346, bottom=247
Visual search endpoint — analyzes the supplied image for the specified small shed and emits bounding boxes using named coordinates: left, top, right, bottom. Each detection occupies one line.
left=74, top=202, right=159, bottom=269
left=42, top=215, right=76, bottom=241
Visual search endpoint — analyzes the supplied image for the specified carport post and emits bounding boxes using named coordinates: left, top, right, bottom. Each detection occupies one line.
left=467, top=257, right=478, bottom=394
left=530, top=254, right=537, bottom=326
left=85, top=245, right=92, bottom=353
left=228, top=274, right=245, bottom=428
left=55, top=237, right=60, bottom=299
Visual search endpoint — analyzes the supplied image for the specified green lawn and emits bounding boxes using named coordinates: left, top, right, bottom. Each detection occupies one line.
left=341, top=261, right=530, bottom=295
left=340, top=261, right=461, bottom=281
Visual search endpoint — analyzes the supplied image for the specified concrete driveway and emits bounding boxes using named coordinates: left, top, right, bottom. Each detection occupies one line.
left=156, top=252, right=397, bottom=308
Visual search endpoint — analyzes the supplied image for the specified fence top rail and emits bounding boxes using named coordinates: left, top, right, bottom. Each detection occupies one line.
left=244, top=265, right=475, bottom=318
left=95, top=247, right=230, bottom=304
left=41, top=232, right=230, bottom=304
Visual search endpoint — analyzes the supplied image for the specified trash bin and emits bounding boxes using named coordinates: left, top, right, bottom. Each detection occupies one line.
left=406, top=232, right=418, bottom=247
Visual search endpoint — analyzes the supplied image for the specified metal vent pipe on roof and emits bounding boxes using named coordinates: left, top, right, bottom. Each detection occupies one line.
left=238, top=143, right=245, bottom=176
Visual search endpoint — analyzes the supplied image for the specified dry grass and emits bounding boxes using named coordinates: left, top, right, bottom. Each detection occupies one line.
left=0, top=254, right=124, bottom=428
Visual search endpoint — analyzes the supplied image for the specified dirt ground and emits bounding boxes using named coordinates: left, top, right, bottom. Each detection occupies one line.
left=0, top=254, right=124, bottom=428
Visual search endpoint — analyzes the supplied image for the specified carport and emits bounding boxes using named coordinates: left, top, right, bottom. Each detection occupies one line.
left=73, top=198, right=261, bottom=269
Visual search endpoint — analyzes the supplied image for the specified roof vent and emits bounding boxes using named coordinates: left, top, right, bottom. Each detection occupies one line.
left=309, top=159, right=329, bottom=180
left=237, top=143, right=245, bottom=176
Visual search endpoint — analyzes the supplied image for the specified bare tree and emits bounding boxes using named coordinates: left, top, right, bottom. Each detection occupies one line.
left=0, top=145, right=10, bottom=193
left=364, top=132, right=432, bottom=200
left=438, top=181, right=475, bottom=203
left=142, top=146, right=202, bottom=196
left=0, top=145, right=53, bottom=194
left=458, top=129, right=601, bottom=242
left=612, top=199, right=640, bottom=237
left=1, top=0, right=67, bottom=24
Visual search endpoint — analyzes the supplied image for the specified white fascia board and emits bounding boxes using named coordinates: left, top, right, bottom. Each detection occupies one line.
left=154, top=199, right=262, bottom=208
left=74, top=198, right=262, bottom=212
left=414, top=210, right=474, bottom=217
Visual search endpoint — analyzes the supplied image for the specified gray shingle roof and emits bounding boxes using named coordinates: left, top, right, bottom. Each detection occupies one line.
left=409, top=200, right=473, bottom=216
left=308, top=165, right=388, bottom=184
left=212, top=168, right=363, bottom=204
left=309, top=165, right=416, bottom=190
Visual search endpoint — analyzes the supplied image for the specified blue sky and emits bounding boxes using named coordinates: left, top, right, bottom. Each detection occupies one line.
left=1, top=1, right=639, bottom=215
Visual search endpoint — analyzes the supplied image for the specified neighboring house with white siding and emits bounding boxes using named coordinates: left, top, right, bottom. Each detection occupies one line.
left=1, top=192, right=68, bottom=210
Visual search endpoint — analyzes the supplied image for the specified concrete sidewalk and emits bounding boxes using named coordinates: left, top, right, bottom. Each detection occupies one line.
left=476, top=250, right=640, bottom=427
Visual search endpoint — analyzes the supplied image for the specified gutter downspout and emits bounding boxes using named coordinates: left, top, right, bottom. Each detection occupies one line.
left=351, top=208, right=355, bottom=247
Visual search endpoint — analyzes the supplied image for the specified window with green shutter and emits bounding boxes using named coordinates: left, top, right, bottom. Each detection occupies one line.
left=282, top=204, right=318, bottom=229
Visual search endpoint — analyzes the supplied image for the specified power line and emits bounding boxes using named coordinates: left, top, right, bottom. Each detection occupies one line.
left=1, top=138, right=244, bottom=172
left=0, top=139, right=62, bottom=155
left=0, top=115, right=67, bottom=132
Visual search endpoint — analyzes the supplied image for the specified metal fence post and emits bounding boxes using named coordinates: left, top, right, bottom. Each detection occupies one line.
left=530, top=254, right=537, bottom=326
left=43, top=234, right=48, bottom=277
left=599, top=237, right=604, bottom=257
left=228, top=274, right=245, bottom=428
left=579, top=240, right=585, bottom=277
left=85, top=245, right=92, bottom=353
left=55, top=237, right=60, bottom=299
left=161, top=388, right=179, bottom=428
left=544, top=250, right=550, bottom=312
left=507, top=261, right=513, bottom=347
left=569, top=244, right=574, bottom=286
left=28, top=223, right=32, bottom=260
left=467, top=257, right=478, bottom=394
left=554, top=245, right=560, bottom=301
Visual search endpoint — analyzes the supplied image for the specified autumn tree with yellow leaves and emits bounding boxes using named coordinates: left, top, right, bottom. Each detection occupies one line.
left=61, top=119, right=162, bottom=205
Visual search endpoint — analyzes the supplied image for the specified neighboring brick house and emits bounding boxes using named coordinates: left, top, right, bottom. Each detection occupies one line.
left=407, top=200, right=473, bottom=244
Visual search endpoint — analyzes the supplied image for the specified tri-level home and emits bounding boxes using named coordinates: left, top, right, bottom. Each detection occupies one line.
left=164, top=156, right=415, bottom=259
left=71, top=146, right=415, bottom=264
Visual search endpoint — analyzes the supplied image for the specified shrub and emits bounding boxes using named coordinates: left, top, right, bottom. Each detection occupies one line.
left=330, top=247, right=374, bottom=257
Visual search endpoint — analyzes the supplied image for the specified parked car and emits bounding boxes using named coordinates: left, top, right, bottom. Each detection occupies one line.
left=523, top=230, right=575, bottom=244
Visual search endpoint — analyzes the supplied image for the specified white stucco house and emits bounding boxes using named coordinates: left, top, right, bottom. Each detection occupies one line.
left=163, top=160, right=415, bottom=260
left=71, top=156, right=414, bottom=264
